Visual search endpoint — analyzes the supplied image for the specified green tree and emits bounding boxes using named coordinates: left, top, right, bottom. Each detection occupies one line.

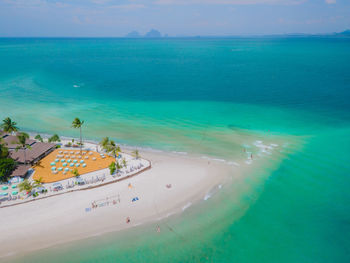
left=48, top=134, right=60, bottom=143
left=0, top=138, right=9, bottom=158
left=100, top=137, right=110, bottom=151
left=1, top=117, right=18, bottom=133
left=109, top=141, right=121, bottom=158
left=35, top=134, right=44, bottom=142
left=0, top=158, right=16, bottom=182
left=13, top=132, right=32, bottom=164
left=33, top=177, right=43, bottom=188
left=122, top=158, right=127, bottom=168
left=109, top=161, right=116, bottom=175
left=132, top=149, right=140, bottom=159
left=72, top=168, right=80, bottom=177
left=116, top=161, right=122, bottom=170
left=72, top=118, right=84, bottom=155
left=18, top=179, right=33, bottom=193
left=100, top=137, right=121, bottom=158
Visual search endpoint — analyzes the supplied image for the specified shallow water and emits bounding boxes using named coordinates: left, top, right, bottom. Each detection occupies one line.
left=1, top=37, right=350, bottom=262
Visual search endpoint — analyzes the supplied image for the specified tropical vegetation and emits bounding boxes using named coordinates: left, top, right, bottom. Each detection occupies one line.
left=48, top=134, right=60, bottom=143
left=18, top=179, right=33, bottom=193
left=132, top=149, right=140, bottom=159
left=116, top=161, right=122, bottom=170
left=100, top=137, right=121, bottom=158
left=72, top=168, right=80, bottom=177
left=122, top=158, right=127, bottom=168
left=33, top=177, right=43, bottom=188
left=72, top=118, right=84, bottom=155
left=1, top=117, right=18, bottom=133
left=0, top=158, right=16, bottom=182
left=35, top=134, right=44, bottom=142
left=109, top=161, right=116, bottom=175
left=0, top=117, right=18, bottom=181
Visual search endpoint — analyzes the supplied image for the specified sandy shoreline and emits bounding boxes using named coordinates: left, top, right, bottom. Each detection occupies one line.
left=0, top=149, right=235, bottom=258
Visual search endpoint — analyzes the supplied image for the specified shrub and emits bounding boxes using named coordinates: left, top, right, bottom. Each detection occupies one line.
left=72, top=168, right=80, bottom=177
left=0, top=158, right=16, bottom=182
left=48, top=134, right=60, bottom=143
left=109, top=162, right=116, bottom=175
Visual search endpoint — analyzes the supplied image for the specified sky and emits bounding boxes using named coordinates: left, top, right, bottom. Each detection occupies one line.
left=0, top=0, right=349, bottom=37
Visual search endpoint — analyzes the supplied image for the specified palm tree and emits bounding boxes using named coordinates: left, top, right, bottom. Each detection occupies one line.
left=108, top=140, right=119, bottom=158
left=18, top=179, right=33, bottom=194
left=13, top=132, right=32, bottom=164
left=122, top=158, right=127, bottom=168
left=132, top=149, right=140, bottom=159
left=102, top=138, right=121, bottom=158
left=33, top=177, right=43, bottom=188
left=72, top=118, right=84, bottom=155
left=48, top=134, right=60, bottom=143
left=1, top=117, right=18, bottom=133
left=35, top=134, right=44, bottom=142
left=100, top=137, right=110, bottom=151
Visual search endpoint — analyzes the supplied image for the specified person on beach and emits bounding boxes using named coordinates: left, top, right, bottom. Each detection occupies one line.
left=126, top=217, right=131, bottom=224
left=156, top=225, right=161, bottom=233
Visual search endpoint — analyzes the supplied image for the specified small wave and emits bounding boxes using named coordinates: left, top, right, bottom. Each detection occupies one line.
left=204, top=184, right=223, bottom=201
left=270, top=143, right=279, bottom=147
left=227, top=161, right=240, bottom=166
left=201, top=156, right=226, bottom=163
left=172, top=151, right=188, bottom=155
left=73, top=84, right=80, bottom=88
left=182, top=202, right=192, bottom=211
left=204, top=192, right=212, bottom=201
left=212, top=158, right=226, bottom=162
left=245, top=160, right=252, bottom=165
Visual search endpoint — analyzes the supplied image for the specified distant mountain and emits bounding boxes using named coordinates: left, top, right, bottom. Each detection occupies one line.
left=336, top=29, right=350, bottom=36
left=144, top=29, right=162, bottom=38
left=125, top=31, right=141, bottom=38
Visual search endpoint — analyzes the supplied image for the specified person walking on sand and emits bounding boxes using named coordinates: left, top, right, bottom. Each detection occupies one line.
left=126, top=217, right=131, bottom=224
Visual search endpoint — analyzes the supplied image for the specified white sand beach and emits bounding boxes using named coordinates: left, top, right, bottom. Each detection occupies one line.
left=0, top=149, right=235, bottom=258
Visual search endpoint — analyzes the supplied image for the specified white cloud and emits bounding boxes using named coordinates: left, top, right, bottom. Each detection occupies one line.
left=325, top=0, right=336, bottom=4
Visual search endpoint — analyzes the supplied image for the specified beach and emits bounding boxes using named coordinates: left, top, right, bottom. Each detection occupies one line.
left=0, top=149, right=235, bottom=259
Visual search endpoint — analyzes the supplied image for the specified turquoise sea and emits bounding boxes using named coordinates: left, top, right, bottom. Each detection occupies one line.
left=0, top=38, right=350, bottom=262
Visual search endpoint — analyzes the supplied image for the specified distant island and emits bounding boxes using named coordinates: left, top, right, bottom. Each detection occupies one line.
left=125, top=29, right=163, bottom=38
left=124, top=29, right=350, bottom=39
